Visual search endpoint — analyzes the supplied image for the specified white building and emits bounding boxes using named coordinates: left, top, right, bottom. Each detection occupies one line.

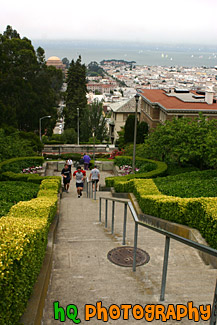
left=108, top=98, right=141, bottom=143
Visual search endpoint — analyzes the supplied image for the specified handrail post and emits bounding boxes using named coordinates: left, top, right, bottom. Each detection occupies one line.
left=160, top=236, right=170, bottom=301
left=94, top=180, right=96, bottom=200
left=133, top=222, right=138, bottom=272
left=105, top=199, right=108, bottom=228
left=122, top=203, right=127, bottom=245
left=210, top=279, right=217, bottom=325
left=99, top=198, right=102, bottom=222
left=111, top=201, right=115, bottom=234
left=86, top=179, right=89, bottom=198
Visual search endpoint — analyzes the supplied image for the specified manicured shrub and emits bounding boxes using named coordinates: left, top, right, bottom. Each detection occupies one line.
left=0, top=176, right=60, bottom=324
left=1, top=172, right=29, bottom=182
left=60, top=153, right=81, bottom=161
left=7, top=196, right=58, bottom=224
left=0, top=216, right=49, bottom=324
left=0, top=181, right=40, bottom=218
left=113, top=177, right=217, bottom=249
left=2, top=171, right=61, bottom=186
left=154, top=169, right=217, bottom=198
left=0, top=157, right=44, bottom=174
left=105, top=157, right=167, bottom=187
left=0, top=201, right=14, bottom=218
left=39, top=178, right=61, bottom=192
left=166, top=163, right=200, bottom=176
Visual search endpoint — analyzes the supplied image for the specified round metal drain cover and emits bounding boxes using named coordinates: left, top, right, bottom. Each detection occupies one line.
left=107, top=246, right=150, bottom=267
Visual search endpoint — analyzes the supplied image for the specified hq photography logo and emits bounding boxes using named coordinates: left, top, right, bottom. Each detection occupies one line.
left=53, top=301, right=212, bottom=323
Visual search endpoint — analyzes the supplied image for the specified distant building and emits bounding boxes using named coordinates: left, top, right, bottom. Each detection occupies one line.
left=87, top=83, right=115, bottom=94
left=139, top=88, right=217, bottom=130
left=108, top=98, right=140, bottom=143
left=46, top=56, right=66, bottom=71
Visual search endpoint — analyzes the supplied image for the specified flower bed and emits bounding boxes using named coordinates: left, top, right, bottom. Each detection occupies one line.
left=22, top=166, right=43, bottom=174
left=105, top=156, right=167, bottom=187
left=0, top=157, right=44, bottom=174
left=119, top=165, right=139, bottom=175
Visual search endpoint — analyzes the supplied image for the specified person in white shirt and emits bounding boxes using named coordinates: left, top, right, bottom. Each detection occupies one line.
left=89, top=165, right=100, bottom=191
left=66, top=158, right=73, bottom=172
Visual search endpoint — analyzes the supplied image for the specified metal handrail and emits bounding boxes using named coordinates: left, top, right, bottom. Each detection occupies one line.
left=99, top=196, right=217, bottom=325
left=128, top=202, right=217, bottom=258
left=86, top=177, right=97, bottom=200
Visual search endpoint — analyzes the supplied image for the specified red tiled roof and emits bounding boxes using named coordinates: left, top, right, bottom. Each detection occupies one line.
left=140, top=89, right=217, bottom=111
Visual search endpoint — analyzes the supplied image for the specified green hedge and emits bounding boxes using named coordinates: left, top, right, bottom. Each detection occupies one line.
left=0, top=176, right=60, bottom=324
left=0, top=201, right=14, bottom=219
left=115, top=178, right=217, bottom=249
left=43, top=153, right=81, bottom=161
left=154, top=170, right=217, bottom=198
left=0, top=157, right=44, bottom=174
left=2, top=171, right=61, bottom=184
left=0, top=181, right=40, bottom=218
left=105, top=156, right=167, bottom=187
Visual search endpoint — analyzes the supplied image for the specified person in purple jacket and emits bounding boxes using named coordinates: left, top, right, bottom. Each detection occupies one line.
left=83, top=153, right=91, bottom=170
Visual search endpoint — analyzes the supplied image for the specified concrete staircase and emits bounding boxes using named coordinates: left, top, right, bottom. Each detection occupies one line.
left=42, top=169, right=217, bottom=324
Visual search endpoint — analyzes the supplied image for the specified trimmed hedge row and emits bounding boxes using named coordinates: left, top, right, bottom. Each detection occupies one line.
left=0, top=175, right=61, bottom=324
left=105, top=156, right=167, bottom=187
left=154, top=169, right=217, bottom=198
left=115, top=178, right=217, bottom=250
left=1, top=171, right=61, bottom=184
left=0, top=181, right=40, bottom=218
left=0, top=156, right=44, bottom=174
left=44, top=153, right=82, bottom=161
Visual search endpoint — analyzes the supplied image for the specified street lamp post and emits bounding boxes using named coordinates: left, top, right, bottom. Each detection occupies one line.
left=39, top=115, right=51, bottom=141
left=93, top=127, right=96, bottom=161
left=132, top=93, right=140, bottom=173
left=77, top=107, right=79, bottom=145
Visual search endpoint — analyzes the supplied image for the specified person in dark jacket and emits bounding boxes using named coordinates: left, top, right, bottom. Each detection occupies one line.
left=83, top=153, right=91, bottom=170
left=61, top=164, right=71, bottom=192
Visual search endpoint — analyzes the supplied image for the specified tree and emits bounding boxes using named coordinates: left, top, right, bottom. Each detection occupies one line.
left=143, top=114, right=217, bottom=169
left=87, top=61, right=104, bottom=77
left=62, top=128, right=77, bottom=144
left=64, top=56, right=87, bottom=130
left=80, top=101, right=108, bottom=142
left=137, top=121, right=149, bottom=144
left=124, top=115, right=138, bottom=143
left=116, top=127, right=125, bottom=149
left=121, top=116, right=149, bottom=146
left=62, top=57, right=70, bottom=69
left=0, top=26, right=63, bottom=133
left=0, top=129, right=36, bottom=162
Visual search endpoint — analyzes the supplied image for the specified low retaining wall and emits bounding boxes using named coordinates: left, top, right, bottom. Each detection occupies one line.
left=95, top=160, right=114, bottom=171
left=43, top=144, right=115, bottom=154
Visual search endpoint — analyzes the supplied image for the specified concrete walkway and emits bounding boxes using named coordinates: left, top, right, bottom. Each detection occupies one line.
left=42, top=169, right=217, bottom=324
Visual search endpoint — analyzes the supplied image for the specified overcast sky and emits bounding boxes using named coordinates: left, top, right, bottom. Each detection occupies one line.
left=1, top=0, right=217, bottom=45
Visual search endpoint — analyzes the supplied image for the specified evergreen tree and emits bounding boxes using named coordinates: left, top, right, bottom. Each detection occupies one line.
left=80, top=101, right=108, bottom=142
left=62, top=57, right=70, bottom=69
left=64, top=56, right=87, bottom=130
left=0, top=25, right=63, bottom=133
left=137, top=121, right=149, bottom=143
left=124, top=114, right=138, bottom=143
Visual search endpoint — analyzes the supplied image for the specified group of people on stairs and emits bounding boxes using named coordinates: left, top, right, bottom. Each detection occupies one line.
left=61, top=153, right=100, bottom=198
